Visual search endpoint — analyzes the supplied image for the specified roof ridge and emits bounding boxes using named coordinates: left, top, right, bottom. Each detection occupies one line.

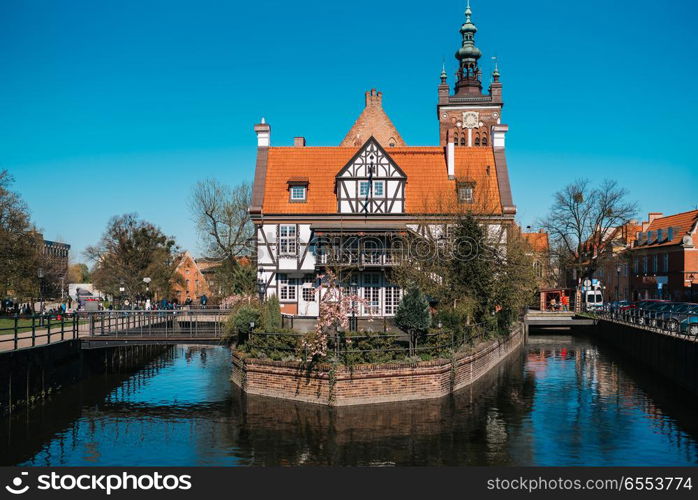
left=652, top=208, right=698, bottom=221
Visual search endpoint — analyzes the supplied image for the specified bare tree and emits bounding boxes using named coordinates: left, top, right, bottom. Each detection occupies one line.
left=189, top=179, right=253, bottom=259
left=539, top=179, right=637, bottom=282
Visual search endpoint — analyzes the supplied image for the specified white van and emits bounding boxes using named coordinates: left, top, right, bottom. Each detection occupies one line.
left=584, top=289, right=604, bottom=311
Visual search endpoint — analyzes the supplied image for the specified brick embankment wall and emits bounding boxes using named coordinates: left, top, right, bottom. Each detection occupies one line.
left=594, top=319, right=698, bottom=396
left=231, top=325, right=524, bottom=406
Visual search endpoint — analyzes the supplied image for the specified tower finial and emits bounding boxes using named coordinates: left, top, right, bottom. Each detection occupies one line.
left=440, top=60, right=447, bottom=82
left=465, top=0, right=472, bottom=22
left=492, top=56, right=500, bottom=80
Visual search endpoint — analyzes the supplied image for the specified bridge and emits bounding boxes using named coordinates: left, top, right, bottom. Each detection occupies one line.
left=0, top=310, right=231, bottom=352
left=524, top=310, right=596, bottom=330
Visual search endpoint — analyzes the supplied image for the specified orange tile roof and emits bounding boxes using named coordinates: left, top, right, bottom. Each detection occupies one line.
left=523, top=232, right=549, bottom=253
left=637, top=209, right=698, bottom=248
left=260, top=146, right=502, bottom=215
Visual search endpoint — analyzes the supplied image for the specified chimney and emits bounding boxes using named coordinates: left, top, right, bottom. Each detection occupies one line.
left=254, top=117, right=270, bottom=147
left=446, top=128, right=455, bottom=179
left=293, top=137, right=306, bottom=147
left=365, top=88, right=383, bottom=108
left=642, top=212, right=663, bottom=231
left=492, top=124, right=508, bottom=149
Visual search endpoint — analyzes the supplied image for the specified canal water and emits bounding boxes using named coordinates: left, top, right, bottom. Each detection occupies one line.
left=1, top=334, right=697, bottom=466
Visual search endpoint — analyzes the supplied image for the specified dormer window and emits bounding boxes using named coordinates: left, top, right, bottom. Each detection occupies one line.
left=287, top=177, right=308, bottom=202
left=291, top=185, right=306, bottom=200
left=457, top=181, right=475, bottom=203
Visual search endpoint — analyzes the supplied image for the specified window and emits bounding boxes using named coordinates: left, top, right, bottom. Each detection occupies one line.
left=459, top=136, right=466, bottom=146
left=457, top=183, right=474, bottom=203
left=653, top=254, right=658, bottom=273
left=642, top=256, right=648, bottom=273
left=362, top=273, right=381, bottom=316
left=384, top=286, right=402, bottom=315
left=373, top=181, right=384, bottom=197
left=302, top=288, right=315, bottom=302
left=481, top=133, right=488, bottom=146
left=474, top=135, right=480, bottom=146
left=290, top=185, right=306, bottom=201
left=278, top=274, right=297, bottom=301
left=279, top=225, right=297, bottom=255
left=663, top=253, right=669, bottom=273
left=359, top=181, right=370, bottom=197
left=633, top=258, right=639, bottom=274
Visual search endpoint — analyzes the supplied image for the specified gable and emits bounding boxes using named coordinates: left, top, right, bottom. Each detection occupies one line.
left=337, top=137, right=406, bottom=180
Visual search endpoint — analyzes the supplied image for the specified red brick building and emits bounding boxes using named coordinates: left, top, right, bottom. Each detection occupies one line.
left=629, top=210, right=698, bottom=302
left=173, top=251, right=212, bottom=304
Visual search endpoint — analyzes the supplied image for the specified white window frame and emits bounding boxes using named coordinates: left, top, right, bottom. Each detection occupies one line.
left=290, top=185, right=306, bottom=201
left=373, top=180, right=384, bottom=197
left=359, top=181, right=370, bottom=197
left=278, top=274, right=297, bottom=302
left=279, top=225, right=297, bottom=255
left=458, top=185, right=474, bottom=203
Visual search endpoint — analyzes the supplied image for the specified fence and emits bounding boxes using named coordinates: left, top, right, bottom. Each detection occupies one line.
left=0, top=313, right=81, bottom=351
left=594, top=307, right=698, bottom=340
left=84, top=310, right=230, bottom=339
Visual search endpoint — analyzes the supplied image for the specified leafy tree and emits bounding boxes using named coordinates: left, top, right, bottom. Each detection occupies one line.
left=395, top=287, right=431, bottom=355
left=85, top=214, right=182, bottom=302
left=0, top=170, right=42, bottom=301
left=67, top=263, right=91, bottom=283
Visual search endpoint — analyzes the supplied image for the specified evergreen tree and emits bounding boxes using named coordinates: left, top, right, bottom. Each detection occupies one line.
left=395, top=287, right=431, bottom=355
left=448, top=213, right=496, bottom=324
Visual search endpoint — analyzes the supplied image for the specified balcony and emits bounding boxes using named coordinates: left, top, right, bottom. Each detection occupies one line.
left=317, top=249, right=402, bottom=267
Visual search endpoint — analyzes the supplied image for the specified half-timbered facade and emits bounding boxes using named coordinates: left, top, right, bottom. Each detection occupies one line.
left=249, top=4, right=516, bottom=318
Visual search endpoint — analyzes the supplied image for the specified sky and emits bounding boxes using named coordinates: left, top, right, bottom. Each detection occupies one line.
left=1, top=0, right=697, bottom=261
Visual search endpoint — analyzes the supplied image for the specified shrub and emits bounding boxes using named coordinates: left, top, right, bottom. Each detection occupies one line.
left=395, top=288, right=431, bottom=355
left=337, top=330, right=406, bottom=365
left=242, top=329, right=300, bottom=361
left=224, top=304, right=260, bottom=341
left=260, top=294, right=282, bottom=331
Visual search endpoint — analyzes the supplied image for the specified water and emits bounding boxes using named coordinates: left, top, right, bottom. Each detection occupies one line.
left=2, top=334, right=697, bottom=466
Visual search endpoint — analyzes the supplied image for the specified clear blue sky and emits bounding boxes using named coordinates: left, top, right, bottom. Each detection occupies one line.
left=2, top=0, right=696, bottom=260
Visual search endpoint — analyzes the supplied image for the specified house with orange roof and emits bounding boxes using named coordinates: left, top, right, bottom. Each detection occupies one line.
left=522, top=229, right=552, bottom=286
left=172, top=251, right=212, bottom=305
left=249, top=5, right=516, bottom=318
left=629, top=210, right=698, bottom=301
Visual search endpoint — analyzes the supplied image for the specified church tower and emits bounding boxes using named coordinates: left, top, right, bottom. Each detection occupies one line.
left=437, top=1, right=506, bottom=149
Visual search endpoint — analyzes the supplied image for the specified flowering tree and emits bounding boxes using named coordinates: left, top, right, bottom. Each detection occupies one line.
left=300, top=269, right=365, bottom=359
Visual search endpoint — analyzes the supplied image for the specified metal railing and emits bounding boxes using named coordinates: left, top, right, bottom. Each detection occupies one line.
left=0, top=310, right=233, bottom=351
left=594, top=307, right=698, bottom=340
left=0, top=313, right=81, bottom=351
left=84, top=310, right=230, bottom=339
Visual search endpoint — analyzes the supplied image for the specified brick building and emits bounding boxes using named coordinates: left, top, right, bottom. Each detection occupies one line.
left=522, top=229, right=552, bottom=287
left=249, top=4, right=516, bottom=318
left=173, top=251, right=212, bottom=304
left=629, top=210, right=698, bottom=302
left=586, top=222, right=641, bottom=302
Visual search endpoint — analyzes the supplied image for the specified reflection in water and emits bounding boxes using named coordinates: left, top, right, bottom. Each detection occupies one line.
left=1, top=335, right=697, bottom=466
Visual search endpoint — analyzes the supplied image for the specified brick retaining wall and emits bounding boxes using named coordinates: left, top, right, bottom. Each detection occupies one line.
left=231, top=325, right=524, bottom=406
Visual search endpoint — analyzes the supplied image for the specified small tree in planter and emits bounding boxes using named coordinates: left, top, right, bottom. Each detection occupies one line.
left=300, top=269, right=364, bottom=361
left=395, top=287, right=431, bottom=357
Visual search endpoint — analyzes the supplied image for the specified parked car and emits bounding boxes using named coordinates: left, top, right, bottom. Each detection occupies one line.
left=633, top=300, right=670, bottom=325
left=647, top=302, right=693, bottom=330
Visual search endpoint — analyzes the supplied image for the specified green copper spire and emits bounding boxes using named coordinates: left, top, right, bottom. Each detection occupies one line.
left=440, top=61, right=447, bottom=82
left=454, top=1, right=484, bottom=95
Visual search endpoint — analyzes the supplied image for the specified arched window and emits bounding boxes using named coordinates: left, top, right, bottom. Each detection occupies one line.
left=459, top=135, right=466, bottom=146
left=474, top=134, right=480, bottom=146
left=481, top=133, right=488, bottom=146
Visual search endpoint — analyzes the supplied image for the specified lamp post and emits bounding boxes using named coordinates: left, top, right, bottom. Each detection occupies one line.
left=616, top=265, right=622, bottom=302
left=350, top=280, right=358, bottom=331
left=256, top=277, right=266, bottom=304
left=119, top=282, right=125, bottom=310
left=37, top=268, right=44, bottom=323
left=143, top=277, right=151, bottom=308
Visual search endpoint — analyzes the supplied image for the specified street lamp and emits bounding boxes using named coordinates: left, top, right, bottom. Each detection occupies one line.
left=350, top=280, right=358, bottom=331
left=119, top=282, right=125, bottom=310
left=256, top=277, right=266, bottom=304
left=37, top=268, right=44, bottom=314
left=616, top=264, right=622, bottom=302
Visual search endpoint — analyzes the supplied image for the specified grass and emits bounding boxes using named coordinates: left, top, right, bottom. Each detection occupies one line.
left=0, top=316, right=83, bottom=335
